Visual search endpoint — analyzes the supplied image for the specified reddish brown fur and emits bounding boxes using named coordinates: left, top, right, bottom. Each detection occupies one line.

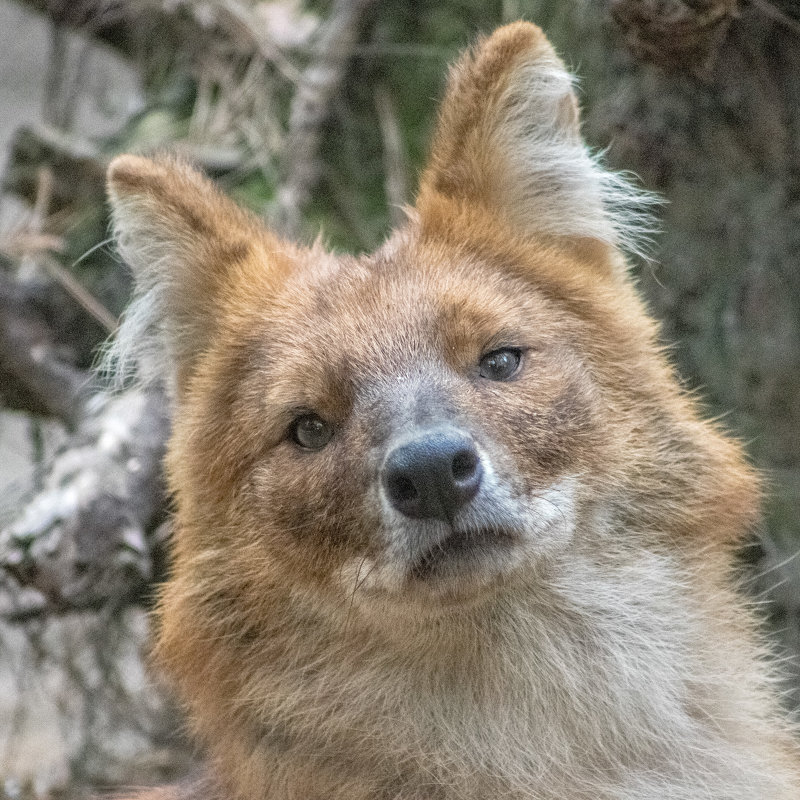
left=107, top=21, right=799, bottom=800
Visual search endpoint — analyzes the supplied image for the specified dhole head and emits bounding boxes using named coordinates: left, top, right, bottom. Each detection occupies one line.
left=106, top=23, right=756, bottom=620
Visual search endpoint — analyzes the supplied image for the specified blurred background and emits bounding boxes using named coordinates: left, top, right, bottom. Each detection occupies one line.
left=0, top=0, right=798, bottom=797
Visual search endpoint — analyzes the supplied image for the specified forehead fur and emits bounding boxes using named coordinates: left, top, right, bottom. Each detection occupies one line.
left=220, top=225, right=653, bottom=388
left=218, top=232, right=591, bottom=386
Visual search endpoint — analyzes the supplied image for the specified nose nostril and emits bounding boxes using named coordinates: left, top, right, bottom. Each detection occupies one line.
left=382, top=429, right=482, bottom=520
left=451, top=450, right=478, bottom=482
left=388, top=474, right=418, bottom=504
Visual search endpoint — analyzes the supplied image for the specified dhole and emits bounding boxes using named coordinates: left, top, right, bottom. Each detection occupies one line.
left=105, top=22, right=800, bottom=800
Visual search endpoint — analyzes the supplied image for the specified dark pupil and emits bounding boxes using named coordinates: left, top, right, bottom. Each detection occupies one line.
left=294, top=415, right=331, bottom=449
left=480, top=349, right=520, bottom=380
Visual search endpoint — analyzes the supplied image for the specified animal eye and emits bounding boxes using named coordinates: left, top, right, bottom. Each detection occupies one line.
left=291, top=414, right=333, bottom=450
left=479, top=348, right=522, bottom=381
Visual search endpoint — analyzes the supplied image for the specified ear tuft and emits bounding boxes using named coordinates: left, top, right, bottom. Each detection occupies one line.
left=417, top=22, right=658, bottom=262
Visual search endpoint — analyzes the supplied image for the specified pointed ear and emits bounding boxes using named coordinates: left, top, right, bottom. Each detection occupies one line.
left=417, top=22, right=653, bottom=258
left=105, top=154, right=279, bottom=394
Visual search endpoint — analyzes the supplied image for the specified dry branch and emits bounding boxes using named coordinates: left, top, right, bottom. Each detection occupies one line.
left=0, top=386, right=169, bottom=620
left=0, top=268, right=92, bottom=424
left=273, top=0, right=377, bottom=236
left=375, top=85, right=409, bottom=228
left=18, top=0, right=303, bottom=80
left=3, top=124, right=107, bottom=214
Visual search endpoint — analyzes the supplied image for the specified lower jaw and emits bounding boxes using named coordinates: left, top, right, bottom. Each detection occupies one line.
left=329, top=539, right=533, bottom=622
left=369, top=562, right=517, bottom=614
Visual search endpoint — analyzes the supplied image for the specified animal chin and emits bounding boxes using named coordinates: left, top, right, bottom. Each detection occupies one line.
left=406, top=526, right=520, bottom=583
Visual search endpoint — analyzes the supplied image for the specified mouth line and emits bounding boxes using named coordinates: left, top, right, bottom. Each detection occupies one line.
left=408, top=526, right=520, bottom=581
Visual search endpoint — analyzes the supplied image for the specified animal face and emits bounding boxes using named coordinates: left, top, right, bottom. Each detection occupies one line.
left=211, top=238, right=611, bottom=608
left=105, top=22, right=754, bottom=623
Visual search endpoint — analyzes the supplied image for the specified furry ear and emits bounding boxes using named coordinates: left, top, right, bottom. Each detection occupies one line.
left=105, top=155, right=276, bottom=394
left=417, top=22, right=654, bottom=258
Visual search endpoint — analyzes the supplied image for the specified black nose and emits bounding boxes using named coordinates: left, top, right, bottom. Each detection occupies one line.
left=382, top=428, right=483, bottom=521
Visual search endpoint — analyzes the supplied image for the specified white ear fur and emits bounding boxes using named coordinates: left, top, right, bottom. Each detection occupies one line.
left=102, top=155, right=256, bottom=394
left=419, top=22, right=658, bottom=261
left=103, top=192, right=187, bottom=393
left=494, top=62, right=657, bottom=258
